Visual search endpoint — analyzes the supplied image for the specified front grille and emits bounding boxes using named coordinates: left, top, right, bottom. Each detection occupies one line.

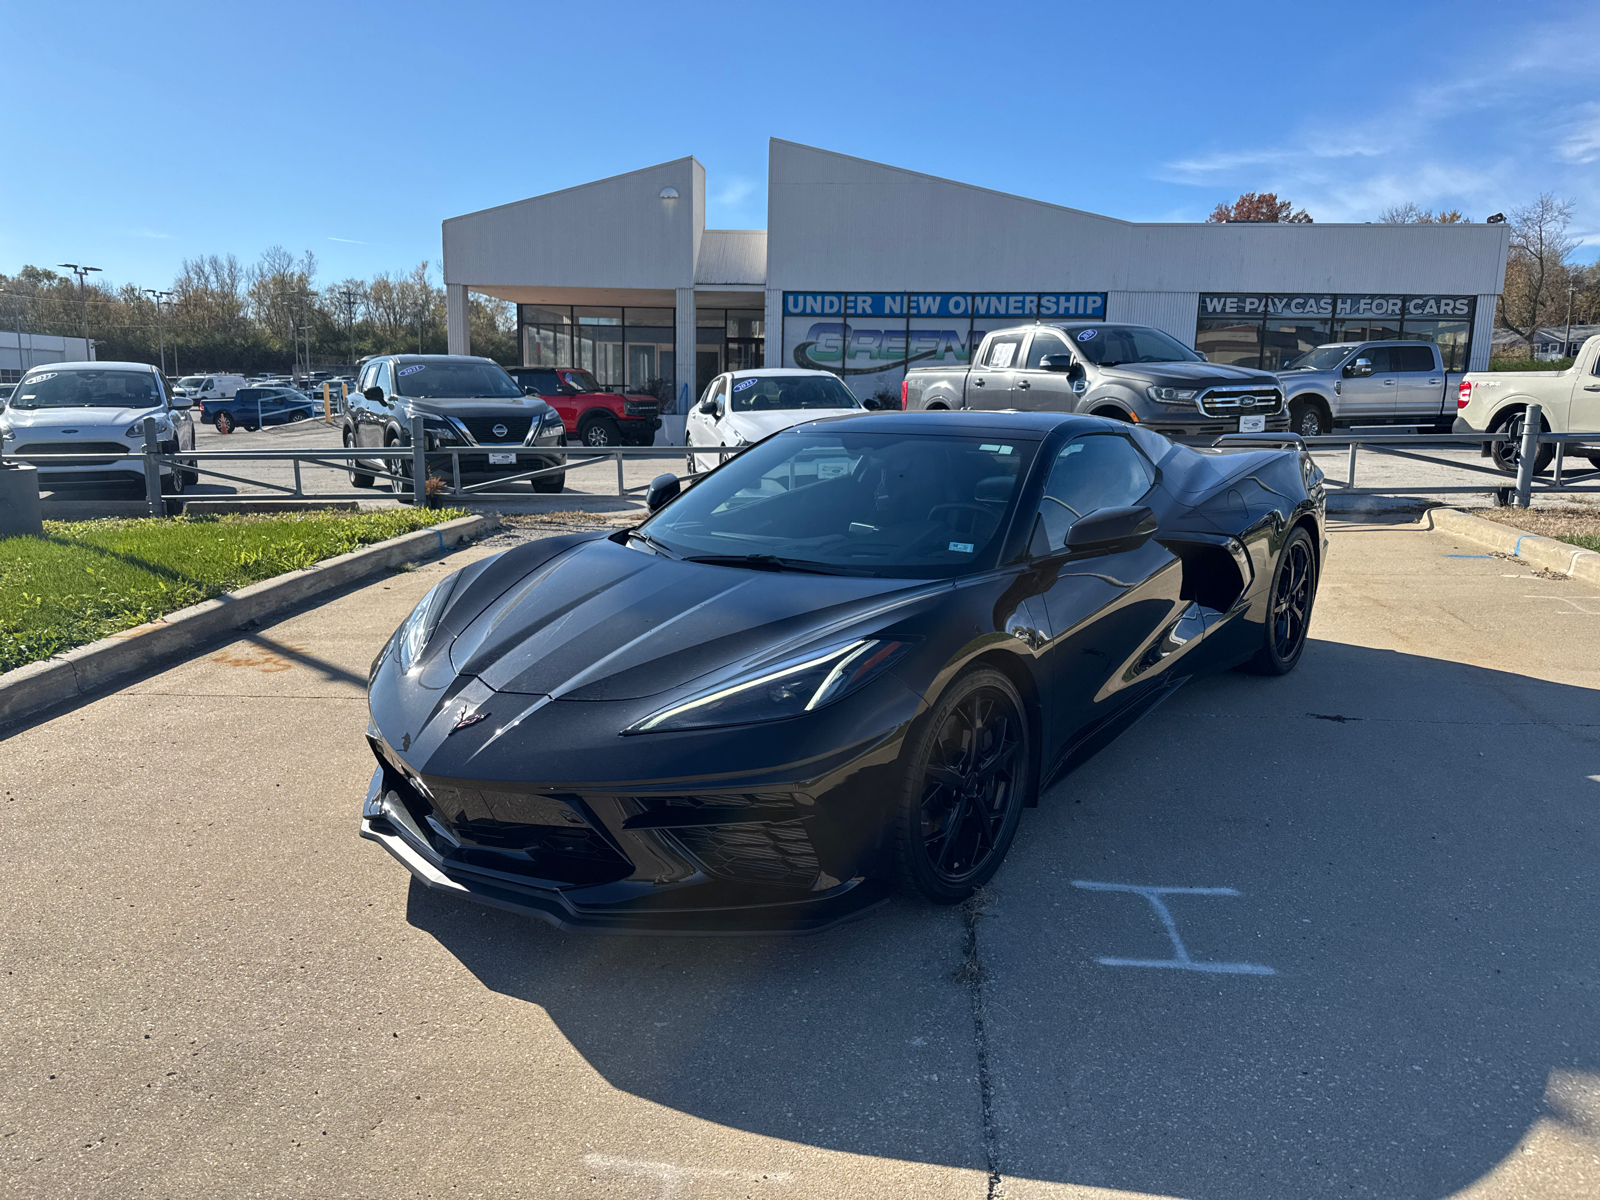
left=13, top=441, right=132, bottom=458
left=667, top=820, right=821, bottom=888
left=459, top=416, right=533, bottom=444
left=623, top=401, right=658, bottom=417
left=1198, top=386, right=1284, bottom=417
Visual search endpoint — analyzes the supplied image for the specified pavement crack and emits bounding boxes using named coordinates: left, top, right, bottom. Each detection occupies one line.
left=957, top=887, right=1003, bottom=1199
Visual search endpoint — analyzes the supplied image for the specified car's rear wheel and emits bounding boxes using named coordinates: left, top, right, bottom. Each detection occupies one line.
left=893, top=667, right=1031, bottom=904
left=346, top=431, right=373, bottom=488
left=531, top=470, right=565, bottom=493
left=1289, top=398, right=1329, bottom=438
left=1490, top=409, right=1555, bottom=475
left=214, top=411, right=235, bottom=435
left=580, top=415, right=620, bottom=447
left=1246, top=526, right=1317, bottom=676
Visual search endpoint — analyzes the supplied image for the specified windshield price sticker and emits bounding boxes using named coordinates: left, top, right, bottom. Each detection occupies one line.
left=816, top=459, right=851, bottom=479
left=949, top=542, right=975, bottom=553
left=23, top=372, right=57, bottom=384
left=398, top=365, right=426, bottom=376
left=978, top=443, right=1014, bottom=455
left=732, top=378, right=756, bottom=391
left=1077, top=329, right=1097, bottom=341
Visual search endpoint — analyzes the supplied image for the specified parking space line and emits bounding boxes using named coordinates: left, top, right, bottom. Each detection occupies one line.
left=1071, top=881, right=1276, bottom=976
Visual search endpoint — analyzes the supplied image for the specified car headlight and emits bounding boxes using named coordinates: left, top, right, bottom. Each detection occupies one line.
left=1145, top=386, right=1198, bottom=405
left=624, top=637, right=914, bottom=734
left=396, top=571, right=460, bottom=673
left=125, top=418, right=172, bottom=437
left=534, top=409, right=564, bottom=440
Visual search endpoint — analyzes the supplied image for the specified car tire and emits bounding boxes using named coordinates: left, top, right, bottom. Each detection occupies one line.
left=384, top=435, right=408, bottom=496
left=531, top=471, right=565, bottom=493
left=1490, top=410, right=1555, bottom=476
left=1587, top=456, right=1600, bottom=472
left=346, top=431, right=373, bottom=488
left=1289, top=399, right=1329, bottom=438
left=579, top=415, right=621, bottom=447
left=891, top=667, right=1032, bottom=905
left=1245, top=526, right=1317, bottom=676
left=214, top=411, right=235, bottom=435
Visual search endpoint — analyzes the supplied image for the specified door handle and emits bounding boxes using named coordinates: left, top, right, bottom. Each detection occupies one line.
left=1383, top=379, right=1396, bottom=386
left=1017, top=380, right=1031, bottom=390
left=1585, top=384, right=1600, bottom=392
left=1428, top=378, right=1441, bottom=384
left=973, top=378, right=985, bottom=386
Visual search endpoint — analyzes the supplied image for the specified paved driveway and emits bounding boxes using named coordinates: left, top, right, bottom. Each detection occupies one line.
left=2, top=514, right=1597, bottom=1198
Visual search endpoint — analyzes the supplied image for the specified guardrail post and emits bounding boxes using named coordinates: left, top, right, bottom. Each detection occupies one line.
left=1514, top=404, right=1542, bottom=509
left=1347, top=442, right=1357, bottom=488
left=141, top=416, right=163, bottom=517
left=411, top=415, right=426, bottom=507
left=616, top=450, right=625, bottom=497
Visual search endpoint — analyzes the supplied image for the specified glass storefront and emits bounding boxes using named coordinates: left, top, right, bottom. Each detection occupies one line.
left=781, top=292, right=1107, bottom=402
left=1196, top=294, right=1475, bottom=372
left=694, top=308, right=765, bottom=398
left=518, top=304, right=677, bottom=406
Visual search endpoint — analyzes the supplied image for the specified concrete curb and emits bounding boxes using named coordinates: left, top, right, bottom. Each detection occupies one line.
left=0, top=512, right=499, bottom=729
left=1429, top=507, right=1600, bottom=586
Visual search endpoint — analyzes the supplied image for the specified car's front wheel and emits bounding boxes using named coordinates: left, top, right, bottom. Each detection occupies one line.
left=580, top=415, right=620, bottom=447
left=892, top=667, right=1032, bottom=904
left=1289, top=398, right=1329, bottom=438
left=1246, top=525, right=1317, bottom=675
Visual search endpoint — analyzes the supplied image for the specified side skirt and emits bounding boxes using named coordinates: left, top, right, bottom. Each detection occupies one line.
left=1040, top=675, right=1191, bottom=793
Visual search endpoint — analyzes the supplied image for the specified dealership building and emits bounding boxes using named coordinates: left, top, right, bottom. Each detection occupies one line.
left=442, top=140, right=1510, bottom=438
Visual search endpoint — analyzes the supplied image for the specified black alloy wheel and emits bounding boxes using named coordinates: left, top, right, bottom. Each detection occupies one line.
left=346, top=431, right=373, bottom=488
left=214, top=411, right=235, bottom=435
left=1490, top=410, right=1555, bottom=476
left=581, top=416, right=620, bottom=447
left=1290, top=399, right=1327, bottom=438
left=894, top=668, right=1031, bottom=903
left=1247, top=526, right=1317, bottom=675
left=384, top=436, right=408, bottom=494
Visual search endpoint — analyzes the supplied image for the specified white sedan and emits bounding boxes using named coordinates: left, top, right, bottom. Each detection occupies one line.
left=686, top=369, right=867, bottom=473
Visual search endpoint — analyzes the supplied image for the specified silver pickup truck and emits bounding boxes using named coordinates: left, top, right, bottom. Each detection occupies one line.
left=1276, top=340, right=1456, bottom=437
left=902, top=321, right=1288, bottom=438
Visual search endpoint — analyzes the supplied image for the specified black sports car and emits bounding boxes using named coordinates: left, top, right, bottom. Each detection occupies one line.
left=361, top=412, right=1325, bottom=933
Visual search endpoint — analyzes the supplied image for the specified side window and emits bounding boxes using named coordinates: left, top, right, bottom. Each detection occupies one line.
left=981, top=333, right=1025, bottom=369
left=358, top=363, right=376, bottom=391
left=373, top=361, right=394, bottom=395
left=202, top=378, right=215, bottom=390
left=1394, top=345, right=1435, bottom=372
left=1025, top=331, right=1070, bottom=370
left=1361, top=347, right=1392, bottom=373
left=1035, top=435, right=1155, bottom=550
left=702, top=376, right=728, bottom=413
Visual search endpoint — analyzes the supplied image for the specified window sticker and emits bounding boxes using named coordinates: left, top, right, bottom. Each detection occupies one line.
left=1063, top=443, right=1085, bottom=455
left=949, top=542, right=975, bottom=553
left=1077, top=329, right=1097, bottom=341
left=23, top=372, right=58, bottom=383
left=987, top=343, right=1016, bottom=368
left=732, top=378, right=757, bottom=391
left=978, top=443, right=1014, bottom=455
left=398, top=365, right=426, bottom=376
left=816, top=459, right=851, bottom=479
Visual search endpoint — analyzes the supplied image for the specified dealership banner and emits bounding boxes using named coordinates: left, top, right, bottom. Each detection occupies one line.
left=785, top=292, right=1106, bottom=318
left=1200, top=293, right=1474, bottom=320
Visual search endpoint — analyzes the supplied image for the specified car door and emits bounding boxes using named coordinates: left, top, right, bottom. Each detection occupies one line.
left=360, top=361, right=395, bottom=448
left=965, top=331, right=1026, bottom=410
left=1339, top=346, right=1395, bottom=419
left=1391, top=344, right=1443, bottom=421
left=1017, top=328, right=1077, bottom=412
left=687, top=376, right=726, bottom=472
left=1024, top=433, right=1185, bottom=761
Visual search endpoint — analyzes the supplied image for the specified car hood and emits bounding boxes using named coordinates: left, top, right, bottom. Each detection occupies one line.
left=446, top=536, right=941, bottom=701
left=1100, top=361, right=1280, bottom=388
left=403, top=397, right=555, bottom=416
left=722, top=408, right=863, bottom=442
left=0, top=404, right=164, bottom=430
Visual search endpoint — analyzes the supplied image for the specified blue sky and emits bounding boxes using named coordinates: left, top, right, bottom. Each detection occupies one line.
left=2, top=0, right=1597, bottom=292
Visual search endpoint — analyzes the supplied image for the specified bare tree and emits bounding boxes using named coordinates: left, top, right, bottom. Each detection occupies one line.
left=1498, top=193, right=1578, bottom=343
left=1378, top=202, right=1468, bottom=224
left=1207, top=192, right=1313, bottom=223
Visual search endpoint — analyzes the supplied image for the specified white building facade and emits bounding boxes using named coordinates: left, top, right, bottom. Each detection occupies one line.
left=443, top=140, right=1509, bottom=439
left=1, top=331, right=94, bottom=382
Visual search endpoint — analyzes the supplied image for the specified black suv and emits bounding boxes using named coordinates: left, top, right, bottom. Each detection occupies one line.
left=341, top=354, right=567, bottom=492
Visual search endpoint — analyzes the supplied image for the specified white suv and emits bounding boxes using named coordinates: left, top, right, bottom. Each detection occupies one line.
left=0, top=361, right=197, bottom=504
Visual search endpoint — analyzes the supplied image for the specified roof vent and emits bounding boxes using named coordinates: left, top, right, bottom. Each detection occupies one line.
left=659, top=186, right=679, bottom=200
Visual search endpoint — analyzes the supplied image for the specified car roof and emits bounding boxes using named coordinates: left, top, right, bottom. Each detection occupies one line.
left=385, top=353, right=503, bottom=366
left=787, top=410, right=1098, bottom=437
left=24, top=360, right=158, bottom=373
left=727, top=368, right=836, bottom=379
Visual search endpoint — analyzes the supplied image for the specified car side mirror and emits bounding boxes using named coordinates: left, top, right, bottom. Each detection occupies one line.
left=645, top=473, right=680, bottom=513
left=1343, top=358, right=1373, bottom=378
left=698, top=398, right=718, bottom=415
left=364, top=386, right=385, bottom=403
left=168, top=395, right=192, bottom=409
left=1064, top=505, right=1157, bottom=556
left=861, top=396, right=883, bottom=411
left=1039, top=354, right=1074, bottom=373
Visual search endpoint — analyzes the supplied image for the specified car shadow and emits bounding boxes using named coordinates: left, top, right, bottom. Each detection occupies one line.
left=405, top=639, right=1600, bottom=1198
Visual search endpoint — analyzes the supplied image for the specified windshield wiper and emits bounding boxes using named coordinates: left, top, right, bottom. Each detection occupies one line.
left=627, top=529, right=678, bottom=558
left=682, top=553, right=860, bottom=575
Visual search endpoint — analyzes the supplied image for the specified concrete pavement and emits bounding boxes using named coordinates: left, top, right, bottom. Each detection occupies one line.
left=2, top=514, right=1597, bottom=1198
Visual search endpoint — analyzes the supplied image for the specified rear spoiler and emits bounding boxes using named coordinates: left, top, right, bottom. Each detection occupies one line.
left=1210, top=433, right=1305, bottom=450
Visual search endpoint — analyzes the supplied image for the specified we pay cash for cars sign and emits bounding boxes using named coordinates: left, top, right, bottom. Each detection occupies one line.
left=1200, top=293, right=1474, bottom=319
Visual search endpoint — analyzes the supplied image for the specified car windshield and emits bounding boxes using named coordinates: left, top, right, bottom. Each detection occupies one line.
left=393, top=362, right=523, bottom=399
left=10, top=369, right=160, bottom=409
left=639, top=430, right=1036, bottom=577
left=177, top=376, right=205, bottom=389
left=1285, top=346, right=1355, bottom=370
left=1059, top=325, right=1202, bottom=366
left=729, top=374, right=862, bottom=413
left=558, top=370, right=604, bottom=393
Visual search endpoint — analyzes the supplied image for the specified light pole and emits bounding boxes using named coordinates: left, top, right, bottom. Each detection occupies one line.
left=144, top=289, right=174, bottom=376
left=58, top=263, right=102, bottom=357
left=1566, top=284, right=1578, bottom=360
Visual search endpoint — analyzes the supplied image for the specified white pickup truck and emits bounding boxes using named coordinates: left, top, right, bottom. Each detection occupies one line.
left=1454, top=334, right=1600, bottom=474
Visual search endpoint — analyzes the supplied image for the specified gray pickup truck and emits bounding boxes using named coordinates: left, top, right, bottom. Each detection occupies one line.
left=902, top=321, right=1288, bottom=439
left=1277, top=340, right=1456, bottom=437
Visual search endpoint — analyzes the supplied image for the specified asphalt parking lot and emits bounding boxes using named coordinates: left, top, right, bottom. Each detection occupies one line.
left=2, top=513, right=1598, bottom=1198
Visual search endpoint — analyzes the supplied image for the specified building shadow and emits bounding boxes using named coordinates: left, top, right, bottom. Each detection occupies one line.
left=405, top=639, right=1600, bottom=1197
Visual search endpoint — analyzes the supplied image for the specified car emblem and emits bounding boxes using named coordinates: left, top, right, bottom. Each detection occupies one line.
left=1239, top=397, right=1256, bottom=409
left=492, top=423, right=508, bottom=439
left=450, top=707, right=488, bottom=734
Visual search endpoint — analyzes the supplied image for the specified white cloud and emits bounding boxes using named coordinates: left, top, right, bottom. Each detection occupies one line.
left=1558, top=103, right=1600, bottom=164
left=128, top=228, right=174, bottom=240
left=327, top=236, right=369, bottom=245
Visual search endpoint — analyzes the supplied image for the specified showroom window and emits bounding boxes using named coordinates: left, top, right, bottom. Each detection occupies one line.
left=1196, top=294, right=1476, bottom=371
left=518, top=305, right=676, bottom=406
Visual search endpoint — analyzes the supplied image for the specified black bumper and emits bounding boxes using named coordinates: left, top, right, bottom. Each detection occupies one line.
left=358, top=766, right=891, bottom=936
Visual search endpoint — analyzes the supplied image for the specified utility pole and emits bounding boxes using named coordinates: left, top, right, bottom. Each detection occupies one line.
left=144, top=289, right=174, bottom=376
left=1566, top=284, right=1578, bottom=360
left=58, top=263, right=102, bottom=358
left=337, top=288, right=361, bottom=367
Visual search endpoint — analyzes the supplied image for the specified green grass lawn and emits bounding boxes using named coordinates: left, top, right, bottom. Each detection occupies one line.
left=0, top=508, right=469, bottom=673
